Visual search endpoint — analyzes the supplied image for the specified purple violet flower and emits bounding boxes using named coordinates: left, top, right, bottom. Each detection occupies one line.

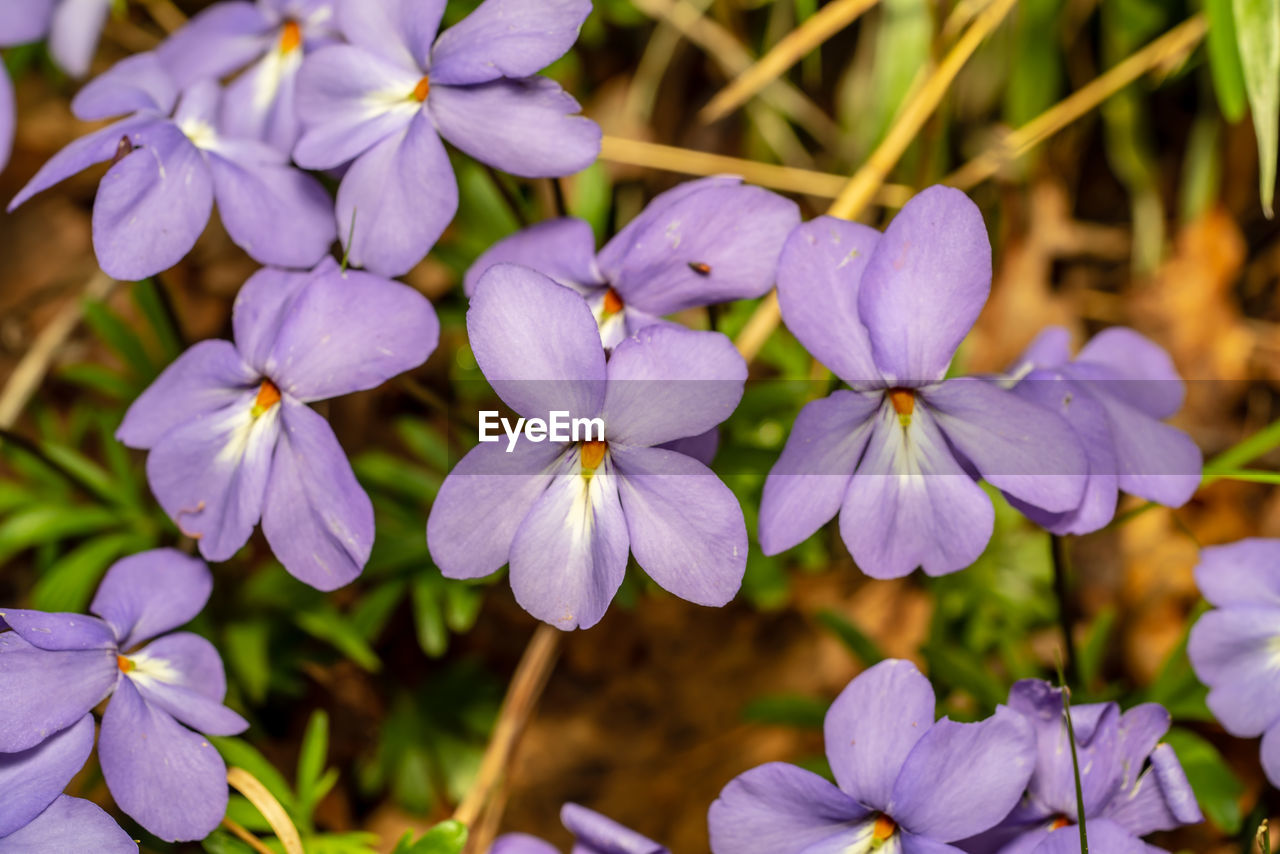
left=708, top=659, right=1036, bottom=854
left=1001, top=326, right=1202, bottom=534
left=7, top=52, right=337, bottom=281
left=294, top=0, right=602, bottom=277
left=0, top=0, right=113, bottom=78
left=426, top=263, right=748, bottom=630
left=465, top=176, right=802, bottom=348
left=758, top=185, right=1088, bottom=578
left=0, top=550, right=248, bottom=842
left=0, top=714, right=137, bottom=852
left=157, top=0, right=338, bottom=151
left=118, top=258, right=439, bottom=590
left=1188, top=538, right=1280, bottom=788
left=959, top=680, right=1202, bottom=854
left=491, top=803, right=668, bottom=854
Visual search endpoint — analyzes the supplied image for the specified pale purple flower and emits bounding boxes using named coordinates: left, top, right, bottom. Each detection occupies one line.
left=294, top=0, right=602, bottom=277
left=157, top=0, right=337, bottom=151
left=1002, top=327, right=1202, bottom=534
left=7, top=52, right=336, bottom=281
left=492, top=803, right=668, bottom=854
left=708, top=659, right=1036, bottom=854
left=426, top=264, right=748, bottom=630
left=466, top=176, right=801, bottom=348
left=0, top=0, right=113, bottom=78
left=959, top=680, right=1201, bottom=854
left=0, top=795, right=138, bottom=853
left=117, top=258, right=438, bottom=589
left=1188, top=538, right=1280, bottom=788
left=0, top=550, right=248, bottom=842
left=758, top=186, right=1088, bottom=578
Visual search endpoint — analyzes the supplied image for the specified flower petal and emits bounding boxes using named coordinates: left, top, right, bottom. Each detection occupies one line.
left=1262, top=722, right=1280, bottom=789
left=508, top=458, right=629, bottom=630
left=602, top=325, right=745, bottom=447
left=464, top=217, right=602, bottom=296
left=0, top=632, right=116, bottom=753
left=0, top=714, right=95, bottom=837
left=1090, top=392, right=1202, bottom=507
left=220, top=46, right=306, bottom=151
left=490, top=835, right=558, bottom=854
left=890, top=707, right=1036, bottom=842
left=430, top=0, right=592, bottom=85
left=47, top=0, right=112, bottom=78
left=1026, top=819, right=1145, bottom=854
left=336, top=110, right=456, bottom=276
left=660, top=427, right=719, bottom=466
left=857, top=186, right=992, bottom=384
left=231, top=265, right=319, bottom=373
left=774, top=216, right=882, bottom=387
left=70, top=53, right=176, bottom=120
left=596, top=176, right=739, bottom=275
left=156, top=1, right=274, bottom=85
left=611, top=445, right=747, bottom=608
left=0, top=0, right=54, bottom=46
left=429, top=77, right=600, bottom=178
left=99, top=677, right=228, bottom=842
left=264, top=267, right=439, bottom=402
left=1114, top=703, right=1172, bottom=792
left=896, top=835, right=967, bottom=854
left=428, top=437, right=563, bottom=579
left=1187, top=607, right=1280, bottom=736
left=839, top=404, right=994, bottom=579
left=1195, top=538, right=1280, bottom=609
left=560, top=803, right=668, bottom=854
left=117, top=340, right=257, bottom=449
left=708, top=762, right=869, bottom=854
left=601, top=178, right=800, bottom=316
left=126, top=634, right=247, bottom=736
left=925, top=378, right=1087, bottom=513
left=206, top=150, right=336, bottom=270
left=261, top=400, right=372, bottom=591
left=468, top=264, right=606, bottom=420
left=0, top=67, right=12, bottom=172
left=8, top=115, right=153, bottom=212
left=146, top=390, right=279, bottom=562
left=336, top=0, right=442, bottom=71
left=88, top=550, right=212, bottom=649
left=0, top=611, right=115, bottom=651
left=1016, top=326, right=1073, bottom=370
left=759, top=390, right=880, bottom=555
left=0, top=795, right=137, bottom=854
left=92, top=121, right=214, bottom=281
left=823, top=659, right=936, bottom=811
left=1075, top=327, right=1184, bottom=419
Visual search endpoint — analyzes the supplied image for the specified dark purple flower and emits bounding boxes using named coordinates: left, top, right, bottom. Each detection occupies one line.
left=1002, top=327, right=1202, bottom=534
left=7, top=52, right=337, bottom=281
left=157, top=0, right=338, bottom=151
left=491, top=803, right=668, bottom=854
left=118, top=258, right=438, bottom=590
left=426, top=264, right=748, bottom=630
left=708, top=659, right=1036, bottom=854
left=1188, top=538, right=1280, bottom=788
left=294, top=0, right=602, bottom=276
left=466, top=176, right=801, bottom=348
left=758, top=186, right=1088, bottom=577
left=959, top=680, right=1201, bottom=854
left=0, top=550, right=248, bottom=842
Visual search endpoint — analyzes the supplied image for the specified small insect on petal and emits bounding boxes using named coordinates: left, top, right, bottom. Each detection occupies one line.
left=602, top=287, right=624, bottom=317
left=413, top=75, right=431, bottom=102
left=109, top=136, right=135, bottom=167
left=279, top=19, right=303, bottom=53
left=688, top=261, right=712, bottom=276
left=251, top=379, right=282, bottom=418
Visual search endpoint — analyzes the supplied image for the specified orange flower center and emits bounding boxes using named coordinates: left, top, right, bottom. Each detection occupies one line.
left=117, top=655, right=135, bottom=673
left=1050, top=816, right=1071, bottom=831
left=872, top=814, right=897, bottom=841
left=279, top=19, right=302, bottom=53
left=581, top=440, right=607, bottom=472
left=888, top=388, right=915, bottom=416
left=413, top=75, right=431, bottom=102
left=251, top=379, right=282, bottom=418
left=602, top=287, right=624, bottom=317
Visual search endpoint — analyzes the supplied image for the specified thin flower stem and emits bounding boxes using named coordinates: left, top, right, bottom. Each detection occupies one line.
left=698, top=0, right=881, bottom=124
left=1204, top=469, right=1280, bottom=485
left=0, top=271, right=115, bottom=430
left=1203, top=415, right=1280, bottom=479
left=945, top=14, right=1208, bottom=189
left=453, top=624, right=562, bottom=851
left=1051, top=535, right=1079, bottom=688
left=221, top=817, right=275, bottom=854
left=227, top=766, right=305, bottom=854
left=731, top=0, right=1017, bottom=362
left=1061, top=686, right=1089, bottom=853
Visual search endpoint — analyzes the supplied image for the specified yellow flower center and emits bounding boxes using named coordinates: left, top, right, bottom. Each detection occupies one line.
left=251, top=379, right=282, bottom=418
left=279, top=20, right=302, bottom=53
left=413, top=75, right=431, bottom=102
left=117, top=655, right=135, bottom=673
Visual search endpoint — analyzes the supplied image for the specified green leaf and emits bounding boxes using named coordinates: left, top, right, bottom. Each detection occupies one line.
left=201, top=829, right=259, bottom=854
left=82, top=299, right=155, bottom=379
left=0, top=504, right=121, bottom=566
left=1078, top=607, right=1117, bottom=690
left=223, top=620, right=272, bottom=705
left=390, top=821, right=468, bottom=854
left=209, top=737, right=298, bottom=816
left=295, top=606, right=382, bottom=672
left=1233, top=0, right=1280, bottom=214
left=32, top=532, right=147, bottom=612
left=815, top=610, right=885, bottom=666
left=1163, top=728, right=1245, bottom=833
left=296, top=710, right=331, bottom=825
left=131, top=278, right=183, bottom=361
left=742, top=693, right=828, bottom=729
left=1205, top=0, right=1249, bottom=120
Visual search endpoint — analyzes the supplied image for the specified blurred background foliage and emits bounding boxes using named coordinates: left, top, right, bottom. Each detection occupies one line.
left=4, top=0, right=1280, bottom=852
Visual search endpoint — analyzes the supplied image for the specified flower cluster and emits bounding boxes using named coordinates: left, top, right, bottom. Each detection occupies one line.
left=1, top=549, right=246, bottom=842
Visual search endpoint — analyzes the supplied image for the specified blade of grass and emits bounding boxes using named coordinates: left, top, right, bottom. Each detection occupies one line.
left=1056, top=659, right=1089, bottom=853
